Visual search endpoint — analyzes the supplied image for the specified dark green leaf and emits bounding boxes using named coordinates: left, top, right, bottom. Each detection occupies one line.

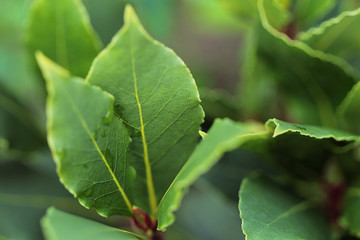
left=157, top=118, right=267, bottom=230
left=338, top=82, right=360, bottom=134
left=86, top=5, right=204, bottom=216
left=0, top=0, right=44, bottom=108
left=241, top=0, right=356, bottom=126
left=300, top=8, right=360, bottom=61
left=239, top=175, right=331, bottom=240
left=215, top=0, right=291, bottom=29
left=340, top=177, right=360, bottom=237
left=42, top=208, right=141, bottom=240
left=37, top=53, right=134, bottom=217
left=27, top=0, right=102, bottom=77
left=0, top=162, right=71, bottom=240
left=0, top=87, right=45, bottom=161
left=293, top=0, right=336, bottom=29
left=172, top=179, right=244, bottom=240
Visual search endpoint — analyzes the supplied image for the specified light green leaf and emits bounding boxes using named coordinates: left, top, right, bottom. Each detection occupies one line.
left=215, top=0, right=291, bottom=29
left=157, top=118, right=267, bottom=231
left=293, top=0, right=336, bottom=29
left=37, top=53, right=134, bottom=217
left=42, top=207, right=141, bottom=240
left=266, top=118, right=360, bottom=142
left=340, top=177, right=360, bottom=237
left=27, top=0, right=102, bottom=77
left=239, top=175, right=331, bottom=240
left=337, top=82, right=360, bottom=134
left=241, top=0, right=356, bottom=126
left=300, top=7, right=360, bottom=60
left=86, top=5, right=204, bottom=216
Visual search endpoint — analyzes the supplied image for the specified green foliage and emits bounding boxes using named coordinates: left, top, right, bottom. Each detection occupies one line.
left=42, top=208, right=140, bottom=240
left=27, top=0, right=102, bottom=77
left=239, top=175, right=331, bottom=240
left=3, top=0, right=360, bottom=239
left=86, top=6, right=204, bottom=216
left=37, top=53, right=134, bottom=217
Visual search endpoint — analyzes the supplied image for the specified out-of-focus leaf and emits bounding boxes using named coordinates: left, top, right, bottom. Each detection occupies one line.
left=83, top=0, right=175, bottom=44
left=182, top=0, right=245, bottom=32
left=157, top=118, right=267, bottom=231
left=241, top=0, right=356, bottom=127
left=203, top=148, right=276, bottom=201
left=41, top=208, right=141, bottom=240
left=38, top=53, right=135, bottom=217
left=215, top=0, right=291, bottom=29
left=87, top=5, right=204, bottom=216
left=340, top=176, right=360, bottom=237
left=339, top=0, right=360, bottom=12
left=27, top=0, right=102, bottom=77
left=199, top=88, right=239, bottom=122
left=300, top=8, right=360, bottom=61
left=338, top=82, right=360, bottom=135
left=239, top=175, right=331, bottom=240
left=173, top=179, right=244, bottom=240
left=0, top=162, right=72, bottom=240
left=293, top=0, right=336, bottom=30
left=265, top=118, right=360, bottom=178
left=0, top=87, right=45, bottom=162
left=0, top=0, right=44, bottom=111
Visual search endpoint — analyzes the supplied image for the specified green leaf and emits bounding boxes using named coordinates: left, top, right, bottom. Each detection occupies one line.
left=0, top=161, right=71, bottom=240
left=265, top=118, right=360, bottom=178
left=239, top=175, right=331, bottom=240
left=241, top=0, right=356, bottom=126
left=42, top=207, right=141, bottom=240
left=300, top=8, right=360, bottom=61
left=27, top=0, right=102, bottom=77
left=215, top=0, right=291, bottom=29
left=337, top=82, right=360, bottom=134
left=0, top=0, right=44, bottom=112
left=266, top=118, right=360, bottom=142
left=157, top=118, right=267, bottom=231
left=340, top=177, right=360, bottom=237
left=173, top=179, right=244, bottom=240
left=293, top=0, right=336, bottom=29
left=37, top=53, right=134, bottom=217
left=86, top=5, right=204, bottom=216
left=0, top=86, right=45, bottom=161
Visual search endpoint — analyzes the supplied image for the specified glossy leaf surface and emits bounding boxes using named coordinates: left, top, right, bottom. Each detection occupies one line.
left=38, top=53, right=134, bottom=217
left=87, top=6, right=204, bottom=215
left=239, top=175, right=331, bottom=240
left=42, top=208, right=140, bottom=240
left=27, top=0, right=102, bottom=77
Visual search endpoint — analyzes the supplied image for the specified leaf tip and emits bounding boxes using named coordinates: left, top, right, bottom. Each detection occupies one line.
left=124, top=4, right=140, bottom=26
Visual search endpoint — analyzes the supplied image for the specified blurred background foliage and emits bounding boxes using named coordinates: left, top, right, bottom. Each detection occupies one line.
left=1, top=0, right=360, bottom=239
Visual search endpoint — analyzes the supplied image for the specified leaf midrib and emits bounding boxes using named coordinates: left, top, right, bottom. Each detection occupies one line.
left=129, top=28, right=157, bottom=217
left=64, top=89, right=133, bottom=214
